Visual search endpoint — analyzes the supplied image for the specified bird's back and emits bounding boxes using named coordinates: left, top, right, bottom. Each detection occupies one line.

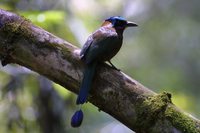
left=80, top=26, right=123, bottom=64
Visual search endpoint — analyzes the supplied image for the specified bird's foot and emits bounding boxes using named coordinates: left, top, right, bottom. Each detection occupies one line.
left=111, top=65, right=121, bottom=71
left=108, top=61, right=120, bottom=71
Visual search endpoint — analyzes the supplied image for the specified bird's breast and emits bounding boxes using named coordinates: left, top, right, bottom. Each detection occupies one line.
left=100, top=37, right=123, bottom=61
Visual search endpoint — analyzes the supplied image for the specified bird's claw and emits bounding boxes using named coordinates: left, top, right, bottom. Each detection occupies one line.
left=108, top=61, right=120, bottom=71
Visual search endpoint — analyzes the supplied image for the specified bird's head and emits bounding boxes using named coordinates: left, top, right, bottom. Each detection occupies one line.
left=102, top=16, right=138, bottom=30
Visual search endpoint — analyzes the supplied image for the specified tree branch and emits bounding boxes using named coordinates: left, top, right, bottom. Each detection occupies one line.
left=0, top=9, right=199, bottom=133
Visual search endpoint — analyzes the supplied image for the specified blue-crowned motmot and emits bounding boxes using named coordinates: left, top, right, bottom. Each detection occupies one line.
left=71, top=16, right=137, bottom=127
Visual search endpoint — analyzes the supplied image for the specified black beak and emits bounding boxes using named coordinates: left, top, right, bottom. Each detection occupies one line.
left=126, top=21, right=138, bottom=27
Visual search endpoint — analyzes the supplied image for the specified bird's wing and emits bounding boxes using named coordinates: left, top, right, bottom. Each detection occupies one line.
left=81, top=27, right=118, bottom=64
left=80, top=35, right=93, bottom=59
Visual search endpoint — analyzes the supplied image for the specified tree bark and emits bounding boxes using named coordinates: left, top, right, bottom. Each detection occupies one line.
left=0, top=9, right=199, bottom=133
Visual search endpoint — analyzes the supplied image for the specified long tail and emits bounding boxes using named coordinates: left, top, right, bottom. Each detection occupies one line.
left=76, top=62, right=97, bottom=105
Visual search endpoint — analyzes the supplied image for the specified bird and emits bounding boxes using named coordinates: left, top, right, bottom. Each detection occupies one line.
left=71, top=16, right=138, bottom=127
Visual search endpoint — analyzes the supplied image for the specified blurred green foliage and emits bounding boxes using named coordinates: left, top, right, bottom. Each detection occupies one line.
left=0, top=0, right=199, bottom=133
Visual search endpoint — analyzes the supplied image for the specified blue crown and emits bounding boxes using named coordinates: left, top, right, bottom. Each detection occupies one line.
left=105, top=16, right=126, bottom=22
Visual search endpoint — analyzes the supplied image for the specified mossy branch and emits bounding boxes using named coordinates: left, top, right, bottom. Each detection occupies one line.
left=0, top=9, right=199, bottom=133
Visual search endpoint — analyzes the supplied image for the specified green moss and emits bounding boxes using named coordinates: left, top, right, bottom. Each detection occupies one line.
left=1, top=13, right=79, bottom=66
left=2, top=17, right=35, bottom=46
left=0, top=18, right=30, bottom=65
left=144, top=92, right=172, bottom=111
left=135, top=91, right=200, bottom=132
left=166, top=105, right=200, bottom=133
left=135, top=92, right=172, bottom=129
